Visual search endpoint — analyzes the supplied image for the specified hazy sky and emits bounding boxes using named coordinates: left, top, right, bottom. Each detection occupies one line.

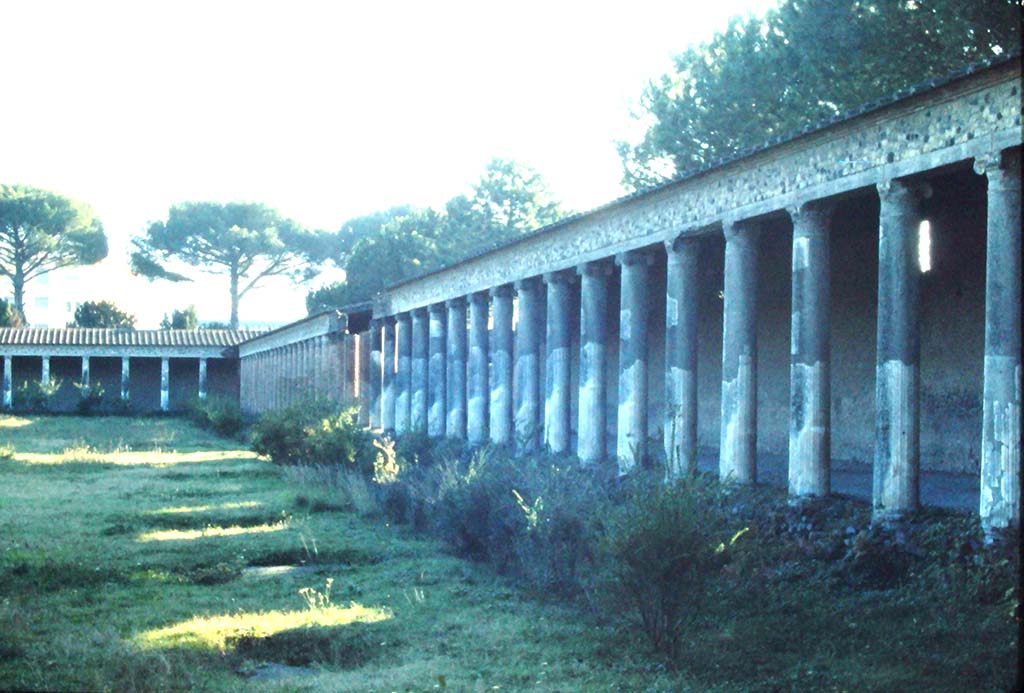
left=1, top=0, right=778, bottom=328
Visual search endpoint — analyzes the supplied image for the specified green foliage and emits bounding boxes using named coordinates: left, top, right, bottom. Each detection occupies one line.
left=132, top=201, right=330, bottom=328
left=307, top=159, right=566, bottom=312
left=619, top=0, right=1022, bottom=190
left=73, top=381, right=106, bottom=415
left=13, top=378, right=62, bottom=412
left=599, top=475, right=741, bottom=657
left=0, top=299, right=24, bottom=327
left=160, top=304, right=198, bottom=329
left=0, top=184, right=107, bottom=320
left=251, top=400, right=375, bottom=473
left=188, top=396, right=245, bottom=437
left=68, top=300, right=136, bottom=328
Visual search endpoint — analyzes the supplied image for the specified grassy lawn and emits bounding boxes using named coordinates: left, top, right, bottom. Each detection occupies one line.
left=0, top=415, right=1018, bottom=691
left=0, top=416, right=683, bottom=692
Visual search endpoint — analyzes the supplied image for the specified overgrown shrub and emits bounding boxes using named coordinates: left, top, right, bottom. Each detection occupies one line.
left=597, top=473, right=745, bottom=658
left=189, top=396, right=244, bottom=437
left=73, top=381, right=105, bottom=415
left=251, top=400, right=374, bottom=473
left=13, top=379, right=62, bottom=412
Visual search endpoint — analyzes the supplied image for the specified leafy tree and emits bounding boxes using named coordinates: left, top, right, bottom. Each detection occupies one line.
left=0, top=298, right=24, bottom=327
left=69, top=300, right=136, bottom=329
left=307, top=160, right=565, bottom=313
left=131, top=202, right=329, bottom=329
left=160, top=305, right=199, bottom=330
left=619, top=0, right=1022, bottom=190
left=0, top=184, right=107, bottom=321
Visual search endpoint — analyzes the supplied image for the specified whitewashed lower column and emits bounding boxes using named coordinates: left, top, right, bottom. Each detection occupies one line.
left=2, top=356, right=11, bottom=409
left=543, top=270, right=574, bottom=454
left=489, top=286, right=514, bottom=445
left=160, top=357, right=170, bottom=411
left=198, top=358, right=208, bottom=400
left=121, top=357, right=130, bottom=401
left=616, top=249, right=654, bottom=473
left=577, top=260, right=612, bottom=465
left=467, top=291, right=490, bottom=446
left=664, top=236, right=701, bottom=479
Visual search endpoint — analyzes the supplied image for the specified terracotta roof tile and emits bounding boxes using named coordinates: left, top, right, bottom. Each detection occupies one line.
left=0, top=328, right=262, bottom=347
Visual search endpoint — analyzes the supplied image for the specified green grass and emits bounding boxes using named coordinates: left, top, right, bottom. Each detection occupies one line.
left=0, top=414, right=1017, bottom=691
left=0, top=415, right=693, bottom=691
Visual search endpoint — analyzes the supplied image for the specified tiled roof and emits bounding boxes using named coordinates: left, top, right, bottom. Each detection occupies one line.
left=0, top=328, right=262, bottom=347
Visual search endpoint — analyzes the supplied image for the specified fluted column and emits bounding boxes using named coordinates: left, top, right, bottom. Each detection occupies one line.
left=411, top=308, right=429, bottom=433
left=358, top=332, right=371, bottom=425
left=873, top=179, right=928, bottom=520
left=468, top=291, right=490, bottom=446
left=514, top=277, right=543, bottom=454
left=543, top=270, right=574, bottom=454
left=446, top=297, right=468, bottom=439
left=369, top=321, right=383, bottom=429
left=616, top=250, right=654, bottom=472
left=160, top=357, right=170, bottom=411
left=2, top=356, right=11, bottom=409
left=395, top=314, right=412, bottom=434
left=121, top=356, right=132, bottom=399
left=664, top=236, right=700, bottom=479
left=428, top=304, right=447, bottom=437
left=41, top=356, right=50, bottom=385
left=381, top=317, right=397, bottom=431
left=720, top=220, right=760, bottom=484
left=81, top=356, right=90, bottom=388
left=788, top=203, right=832, bottom=500
left=976, top=149, right=1021, bottom=532
left=198, top=358, right=208, bottom=400
left=577, top=260, right=612, bottom=465
left=489, top=285, right=515, bottom=445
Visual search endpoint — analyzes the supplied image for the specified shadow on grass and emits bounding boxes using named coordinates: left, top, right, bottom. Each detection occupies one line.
left=230, top=620, right=400, bottom=668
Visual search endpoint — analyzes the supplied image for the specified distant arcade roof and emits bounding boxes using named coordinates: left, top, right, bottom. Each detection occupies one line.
left=0, top=328, right=264, bottom=358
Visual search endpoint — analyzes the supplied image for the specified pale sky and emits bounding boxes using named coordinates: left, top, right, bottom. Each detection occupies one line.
left=1, top=0, right=778, bottom=328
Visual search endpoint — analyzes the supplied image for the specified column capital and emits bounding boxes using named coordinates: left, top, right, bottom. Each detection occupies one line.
left=428, top=301, right=446, bottom=315
left=787, top=201, right=833, bottom=237
left=615, top=247, right=656, bottom=267
left=664, top=234, right=701, bottom=257
left=543, top=268, right=576, bottom=284
left=395, top=312, right=412, bottom=324
left=412, top=306, right=429, bottom=318
left=514, top=276, right=543, bottom=293
left=380, top=315, right=397, bottom=326
left=876, top=178, right=932, bottom=201
left=577, top=258, right=614, bottom=277
left=722, top=218, right=761, bottom=242
left=974, top=147, right=1022, bottom=191
left=469, top=290, right=490, bottom=307
left=489, top=283, right=515, bottom=299
left=445, top=296, right=467, bottom=310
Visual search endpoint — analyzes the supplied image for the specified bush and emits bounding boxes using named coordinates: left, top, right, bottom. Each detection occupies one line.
left=73, top=381, right=105, bottom=415
left=251, top=400, right=375, bottom=473
left=189, top=396, right=244, bottom=437
left=597, top=473, right=744, bottom=658
left=13, top=379, right=62, bottom=412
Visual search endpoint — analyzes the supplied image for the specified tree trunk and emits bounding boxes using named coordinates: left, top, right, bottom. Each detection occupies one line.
left=13, top=266, right=25, bottom=324
left=229, top=267, right=239, bottom=330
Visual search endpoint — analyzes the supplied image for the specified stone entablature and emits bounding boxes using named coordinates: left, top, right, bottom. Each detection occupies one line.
left=237, top=311, right=345, bottom=358
left=379, top=59, right=1021, bottom=316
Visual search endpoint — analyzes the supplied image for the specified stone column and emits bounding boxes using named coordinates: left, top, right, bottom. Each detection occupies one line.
left=468, top=291, right=490, bottom=446
left=369, top=321, right=383, bottom=429
left=358, top=331, right=371, bottom=425
left=381, top=318, right=397, bottom=431
left=489, top=285, right=515, bottom=445
left=788, top=203, right=832, bottom=500
left=873, top=179, right=927, bottom=520
left=198, top=358, right=208, bottom=400
left=395, top=314, right=412, bottom=434
left=664, top=236, right=701, bottom=479
left=976, top=149, right=1021, bottom=532
left=41, top=356, right=50, bottom=385
left=160, top=357, right=170, bottom=411
left=346, top=334, right=358, bottom=407
left=411, top=308, right=429, bottom=433
left=2, top=356, right=11, bottom=409
left=81, top=356, right=90, bottom=388
left=720, top=220, right=759, bottom=484
left=514, top=277, right=543, bottom=453
left=428, top=304, right=447, bottom=437
left=543, top=270, right=574, bottom=454
left=121, top=357, right=130, bottom=401
left=446, top=297, right=468, bottom=439
left=577, top=260, right=612, bottom=465
left=616, top=249, right=654, bottom=473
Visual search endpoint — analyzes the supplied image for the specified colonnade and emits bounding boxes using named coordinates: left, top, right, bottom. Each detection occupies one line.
left=1, top=354, right=206, bottom=411
left=370, top=148, right=1020, bottom=532
left=240, top=333, right=350, bottom=415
